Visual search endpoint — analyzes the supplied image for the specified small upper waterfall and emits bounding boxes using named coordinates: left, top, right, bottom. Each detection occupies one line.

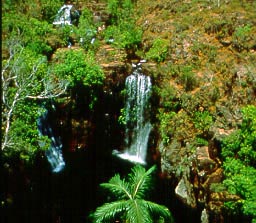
left=53, top=4, right=80, bottom=26
left=53, top=4, right=73, bottom=25
left=113, top=63, right=152, bottom=164
left=38, top=109, right=65, bottom=173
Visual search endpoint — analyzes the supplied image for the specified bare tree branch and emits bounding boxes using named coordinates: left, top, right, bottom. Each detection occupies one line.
left=1, top=41, right=68, bottom=151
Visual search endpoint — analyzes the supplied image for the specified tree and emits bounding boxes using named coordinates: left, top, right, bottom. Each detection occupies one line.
left=93, top=165, right=173, bottom=223
left=1, top=39, right=67, bottom=156
left=53, top=49, right=105, bottom=109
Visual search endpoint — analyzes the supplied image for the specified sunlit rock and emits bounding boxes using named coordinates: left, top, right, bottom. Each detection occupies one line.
left=175, top=176, right=197, bottom=208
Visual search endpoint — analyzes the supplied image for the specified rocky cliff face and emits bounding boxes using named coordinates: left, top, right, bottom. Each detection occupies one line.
left=133, top=0, right=255, bottom=222
left=55, top=0, right=255, bottom=222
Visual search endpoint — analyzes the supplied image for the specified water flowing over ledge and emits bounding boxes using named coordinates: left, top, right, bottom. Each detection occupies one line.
left=113, top=63, right=152, bottom=164
left=38, top=109, right=65, bottom=173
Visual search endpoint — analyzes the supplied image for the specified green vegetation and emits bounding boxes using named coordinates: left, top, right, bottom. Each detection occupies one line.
left=2, top=0, right=256, bottom=221
left=2, top=42, right=64, bottom=160
left=232, top=24, right=254, bottom=52
left=53, top=49, right=105, bottom=109
left=145, top=38, right=169, bottom=63
left=76, top=8, right=99, bottom=50
left=193, top=111, right=213, bottom=134
left=221, top=105, right=256, bottom=222
left=103, top=0, right=142, bottom=49
left=93, top=165, right=173, bottom=223
left=53, top=49, right=104, bottom=88
left=1, top=0, right=105, bottom=160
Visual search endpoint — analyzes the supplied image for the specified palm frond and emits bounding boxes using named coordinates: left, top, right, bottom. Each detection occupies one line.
left=142, top=200, right=173, bottom=222
left=129, top=165, right=156, bottom=199
left=100, top=174, right=132, bottom=200
left=126, top=199, right=152, bottom=223
left=93, top=200, right=128, bottom=223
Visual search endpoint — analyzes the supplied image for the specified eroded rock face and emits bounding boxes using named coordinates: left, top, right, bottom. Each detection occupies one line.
left=159, top=134, right=243, bottom=222
left=196, top=146, right=216, bottom=173
left=201, top=208, right=209, bottom=223
left=175, top=174, right=197, bottom=208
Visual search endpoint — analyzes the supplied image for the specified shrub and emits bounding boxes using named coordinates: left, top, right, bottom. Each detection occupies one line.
left=76, top=8, right=99, bottom=50
left=178, top=66, right=198, bottom=91
left=221, top=105, right=256, bottom=221
left=104, top=0, right=142, bottom=50
left=145, top=38, right=169, bottom=63
left=158, top=110, right=176, bottom=145
left=53, top=49, right=105, bottom=109
left=193, top=111, right=213, bottom=133
left=103, top=21, right=142, bottom=49
left=232, top=24, right=253, bottom=51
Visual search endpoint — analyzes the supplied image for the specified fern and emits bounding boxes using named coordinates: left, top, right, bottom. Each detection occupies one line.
left=129, top=165, right=156, bottom=199
left=94, top=200, right=127, bottom=223
left=93, top=165, right=173, bottom=223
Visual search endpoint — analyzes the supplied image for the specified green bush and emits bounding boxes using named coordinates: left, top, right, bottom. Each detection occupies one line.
left=158, top=110, right=176, bottom=145
left=145, top=38, right=169, bottom=63
left=4, top=101, right=50, bottom=162
left=221, top=105, right=256, bottom=221
left=232, top=24, right=253, bottom=51
left=103, top=21, right=142, bottom=49
left=53, top=49, right=105, bottom=109
left=76, top=8, right=99, bottom=50
left=103, top=0, right=142, bottom=49
left=53, top=49, right=104, bottom=87
left=107, top=0, right=133, bottom=24
left=178, top=66, right=198, bottom=91
left=193, top=111, right=213, bottom=133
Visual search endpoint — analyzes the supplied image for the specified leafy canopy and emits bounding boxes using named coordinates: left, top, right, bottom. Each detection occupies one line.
left=94, top=165, right=173, bottom=223
left=53, top=49, right=104, bottom=88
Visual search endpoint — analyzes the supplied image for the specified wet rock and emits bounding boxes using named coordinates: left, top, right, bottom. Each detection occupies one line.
left=175, top=175, right=197, bottom=208
left=203, top=168, right=223, bottom=190
left=196, top=146, right=216, bottom=172
left=201, top=208, right=209, bottom=223
left=209, top=191, right=240, bottom=202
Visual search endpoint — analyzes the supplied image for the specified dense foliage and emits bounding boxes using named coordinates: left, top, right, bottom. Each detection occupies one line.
left=53, top=49, right=105, bottom=109
left=1, top=0, right=105, bottom=160
left=103, top=0, right=142, bottom=49
left=2, top=0, right=256, bottom=222
left=221, top=105, right=256, bottom=222
left=93, top=165, right=173, bottom=223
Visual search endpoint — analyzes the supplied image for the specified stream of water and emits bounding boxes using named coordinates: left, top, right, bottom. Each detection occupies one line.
left=38, top=108, right=65, bottom=173
left=113, top=64, right=152, bottom=164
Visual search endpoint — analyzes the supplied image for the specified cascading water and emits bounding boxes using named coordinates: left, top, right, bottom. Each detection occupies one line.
left=53, top=4, right=80, bottom=26
left=38, top=108, right=65, bottom=173
left=113, top=63, right=152, bottom=164
left=53, top=4, right=73, bottom=25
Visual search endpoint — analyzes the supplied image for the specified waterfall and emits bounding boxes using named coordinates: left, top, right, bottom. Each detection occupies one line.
left=53, top=4, right=79, bottom=26
left=113, top=64, right=152, bottom=164
left=38, top=109, right=65, bottom=173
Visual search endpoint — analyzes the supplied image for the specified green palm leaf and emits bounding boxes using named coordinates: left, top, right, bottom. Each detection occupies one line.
left=129, top=165, right=156, bottom=199
left=93, top=165, right=173, bottom=223
left=142, top=200, right=174, bottom=222
left=94, top=200, right=127, bottom=223
left=100, top=174, right=132, bottom=200
left=126, top=199, right=152, bottom=223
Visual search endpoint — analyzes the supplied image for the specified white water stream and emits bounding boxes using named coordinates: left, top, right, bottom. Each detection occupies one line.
left=113, top=64, right=152, bottom=164
left=38, top=109, right=65, bottom=173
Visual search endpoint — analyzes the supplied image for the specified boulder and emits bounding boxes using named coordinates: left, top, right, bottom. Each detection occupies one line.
left=196, top=146, right=216, bottom=172
left=175, top=175, right=197, bottom=208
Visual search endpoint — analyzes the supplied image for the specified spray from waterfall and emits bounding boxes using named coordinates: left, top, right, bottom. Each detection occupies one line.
left=113, top=62, right=152, bottom=164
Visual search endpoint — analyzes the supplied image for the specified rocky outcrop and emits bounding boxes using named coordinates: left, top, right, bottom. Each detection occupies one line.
left=175, top=171, right=197, bottom=208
